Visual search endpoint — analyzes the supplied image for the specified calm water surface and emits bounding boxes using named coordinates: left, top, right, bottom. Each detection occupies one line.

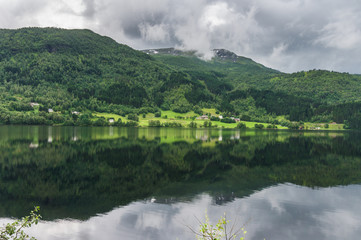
left=0, top=126, right=361, bottom=240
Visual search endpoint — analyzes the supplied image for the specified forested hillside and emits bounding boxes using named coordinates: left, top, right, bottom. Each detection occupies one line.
left=147, top=48, right=361, bottom=127
left=0, top=28, right=209, bottom=124
left=1, top=27, right=361, bottom=128
left=148, top=48, right=361, bottom=104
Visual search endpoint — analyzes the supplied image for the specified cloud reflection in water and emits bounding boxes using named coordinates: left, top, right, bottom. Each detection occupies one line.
left=7, top=183, right=359, bottom=240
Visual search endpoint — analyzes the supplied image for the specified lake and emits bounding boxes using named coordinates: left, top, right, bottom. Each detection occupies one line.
left=0, top=125, right=361, bottom=240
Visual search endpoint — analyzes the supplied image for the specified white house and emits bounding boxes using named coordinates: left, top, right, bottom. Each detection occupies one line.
left=196, top=115, right=209, bottom=120
left=30, top=102, right=39, bottom=108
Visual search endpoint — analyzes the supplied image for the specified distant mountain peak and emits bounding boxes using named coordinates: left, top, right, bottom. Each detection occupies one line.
left=143, top=47, right=245, bottom=60
left=213, top=49, right=238, bottom=60
left=142, top=48, right=197, bottom=56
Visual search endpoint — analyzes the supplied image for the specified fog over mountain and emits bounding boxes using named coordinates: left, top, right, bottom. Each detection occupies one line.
left=1, top=0, right=361, bottom=73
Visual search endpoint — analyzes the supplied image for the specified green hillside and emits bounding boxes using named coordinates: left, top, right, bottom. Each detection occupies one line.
left=1, top=27, right=361, bottom=128
left=146, top=48, right=361, bottom=104
left=0, top=27, right=172, bottom=106
left=146, top=47, right=361, bottom=127
left=144, top=48, right=279, bottom=93
left=0, top=28, right=208, bottom=124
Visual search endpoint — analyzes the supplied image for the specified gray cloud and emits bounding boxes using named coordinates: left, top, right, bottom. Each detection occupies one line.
left=1, top=0, right=361, bottom=73
left=82, top=0, right=96, bottom=18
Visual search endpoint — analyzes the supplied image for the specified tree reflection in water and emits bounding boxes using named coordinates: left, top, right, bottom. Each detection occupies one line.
left=0, top=126, right=360, bottom=222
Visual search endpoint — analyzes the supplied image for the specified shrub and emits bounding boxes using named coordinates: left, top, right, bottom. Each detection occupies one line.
left=280, top=120, right=290, bottom=127
left=210, top=116, right=220, bottom=121
left=125, top=120, right=139, bottom=127
left=163, top=122, right=183, bottom=127
left=343, top=120, right=351, bottom=129
left=154, top=112, right=161, bottom=117
left=148, top=120, right=162, bottom=127
left=93, top=117, right=108, bottom=126
left=221, top=118, right=236, bottom=123
left=113, top=118, right=123, bottom=126
left=236, top=122, right=247, bottom=129
left=188, top=121, right=197, bottom=128
left=127, top=113, right=139, bottom=122
left=288, top=122, right=300, bottom=129
left=255, top=123, right=264, bottom=129
left=203, top=121, right=212, bottom=127
left=240, top=114, right=251, bottom=121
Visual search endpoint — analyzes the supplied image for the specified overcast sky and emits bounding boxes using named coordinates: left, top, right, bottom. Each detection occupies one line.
left=1, top=0, right=361, bottom=73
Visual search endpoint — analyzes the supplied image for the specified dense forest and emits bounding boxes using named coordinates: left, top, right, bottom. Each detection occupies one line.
left=1, top=27, right=361, bottom=128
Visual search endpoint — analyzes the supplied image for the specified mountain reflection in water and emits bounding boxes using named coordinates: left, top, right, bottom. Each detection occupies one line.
left=0, top=126, right=360, bottom=240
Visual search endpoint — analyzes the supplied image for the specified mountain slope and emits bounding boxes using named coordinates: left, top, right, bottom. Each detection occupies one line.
left=144, top=47, right=361, bottom=105
left=143, top=48, right=279, bottom=93
left=0, top=28, right=176, bottom=110
left=1, top=28, right=361, bottom=127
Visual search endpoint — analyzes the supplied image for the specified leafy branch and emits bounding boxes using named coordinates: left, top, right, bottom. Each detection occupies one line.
left=0, top=206, right=41, bottom=240
left=187, top=211, right=247, bottom=240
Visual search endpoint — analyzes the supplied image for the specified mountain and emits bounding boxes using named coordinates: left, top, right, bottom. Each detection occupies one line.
left=143, top=47, right=361, bottom=125
left=143, top=47, right=279, bottom=93
left=144, top=47, right=361, bottom=104
left=0, top=27, right=173, bottom=108
left=1, top=27, right=361, bottom=127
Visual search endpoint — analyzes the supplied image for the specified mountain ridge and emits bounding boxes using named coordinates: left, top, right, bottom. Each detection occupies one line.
left=1, top=27, right=361, bottom=128
left=142, top=47, right=279, bottom=72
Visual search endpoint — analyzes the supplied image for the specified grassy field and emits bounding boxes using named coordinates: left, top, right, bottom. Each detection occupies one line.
left=93, top=110, right=295, bottom=130
left=93, top=108, right=345, bottom=130
left=303, top=122, right=344, bottom=130
left=93, top=110, right=345, bottom=130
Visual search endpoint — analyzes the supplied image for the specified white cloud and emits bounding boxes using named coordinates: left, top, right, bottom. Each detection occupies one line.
left=1, top=0, right=361, bottom=73
left=139, top=23, right=170, bottom=43
left=35, top=1, right=86, bottom=29
left=200, top=2, right=230, bottom=32
left=314, top=9, right=361, bottom=50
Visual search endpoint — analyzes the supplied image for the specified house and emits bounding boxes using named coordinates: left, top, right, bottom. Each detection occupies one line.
left=219, top=115, right=223, bottom=119
left=229, top=117, right=240, bottom=122
left=108, top=118, right=115, bottom=123
left=30, top=102, right=39, bottom=108
left=71, top=111, right=80, bottom=115
left=196, top=115, right=209, bottom=120
left=29, top=143, right=39, bottom=148
left=48, top=109, right=54, bottom=113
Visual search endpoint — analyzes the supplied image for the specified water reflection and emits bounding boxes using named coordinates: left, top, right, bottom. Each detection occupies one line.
left=3, top=184, right=358, bottom=240
left=0, top=126, right=361, bottom=239
left=1, top=125, right=332, bottom=144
